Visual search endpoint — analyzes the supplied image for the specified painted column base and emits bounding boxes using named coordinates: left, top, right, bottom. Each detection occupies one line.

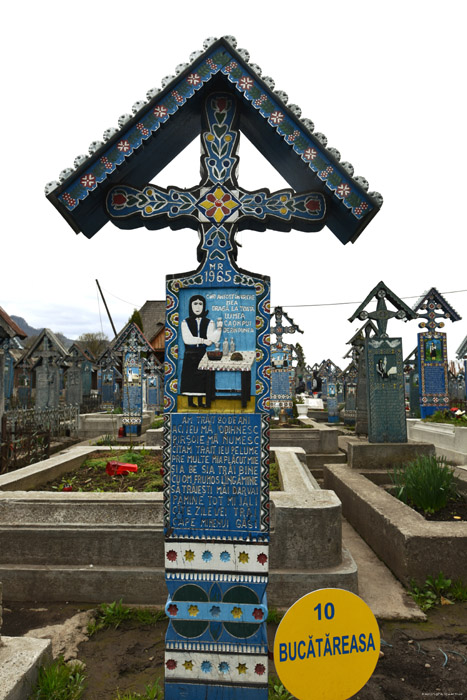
left=165, top=681, right=268, bottom=699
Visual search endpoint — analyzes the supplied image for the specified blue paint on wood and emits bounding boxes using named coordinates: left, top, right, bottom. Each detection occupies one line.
left=164, top=683, right=267, bottom=700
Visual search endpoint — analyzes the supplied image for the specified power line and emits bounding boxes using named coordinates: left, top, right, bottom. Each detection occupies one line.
left=277, top=289, right=467, bottom=309
left=100, top=286, right=140, bottom=308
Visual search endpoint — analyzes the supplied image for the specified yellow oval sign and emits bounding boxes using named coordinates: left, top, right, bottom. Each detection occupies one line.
left=273, top=589, right=380, bottom=700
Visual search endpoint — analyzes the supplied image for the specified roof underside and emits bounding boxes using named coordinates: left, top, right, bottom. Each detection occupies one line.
left=46, top=38, right=382, bottom=247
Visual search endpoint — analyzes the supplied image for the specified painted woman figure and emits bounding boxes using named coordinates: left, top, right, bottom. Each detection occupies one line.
left=180, top=294, right=222, bottom=407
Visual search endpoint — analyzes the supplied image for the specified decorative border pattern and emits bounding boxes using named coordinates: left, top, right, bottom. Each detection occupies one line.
left=164, top=542, right=269, bottom=573
left=58, top=47, right=373, bottom=223
left=164, top=651, right=268, bottom=683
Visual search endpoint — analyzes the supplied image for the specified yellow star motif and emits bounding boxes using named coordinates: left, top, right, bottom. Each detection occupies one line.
left=183, top=660, right=193, bottom=671
left=231, top=607, right=243, bottom=619
left=238, top=551, right=249, bottom=564
left=188, top=605, right=199, bottom=617
left=184, top=550, right=195, bottom=561
left=237, top=663, right=248, bottom=675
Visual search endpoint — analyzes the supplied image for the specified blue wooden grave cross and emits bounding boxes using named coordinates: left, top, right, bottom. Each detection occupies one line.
left=106, top=93, right=327, bottom=700
left=412, top=287, right=461, bottom=417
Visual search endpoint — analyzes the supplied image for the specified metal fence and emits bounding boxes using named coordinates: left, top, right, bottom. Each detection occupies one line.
left=3, top=404, right=80, bottom=438
left=80, top=394, right=102, bottom=414
left=1, top=416, right=50, bottom=474
left=0, top=404, right=80, bottom=474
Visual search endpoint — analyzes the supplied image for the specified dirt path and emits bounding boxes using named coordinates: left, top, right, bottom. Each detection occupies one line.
left=2, top=601, right=467, bottom=698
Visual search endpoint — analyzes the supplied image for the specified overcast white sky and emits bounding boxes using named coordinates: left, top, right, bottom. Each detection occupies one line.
left=2, top=1, right=466, bottom=369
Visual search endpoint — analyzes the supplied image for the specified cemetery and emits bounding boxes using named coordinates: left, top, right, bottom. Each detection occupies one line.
left=1, top=33, right=467, bottom=700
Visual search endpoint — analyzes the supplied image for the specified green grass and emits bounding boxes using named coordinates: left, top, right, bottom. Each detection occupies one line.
left=45, top=450, right=163, bottom=493
left=114, top=680, right=163, bottom=700
left=88, top=600, right=167, bottom=636
left=422, top=409, right=467, bottom=426
left=409, top=572, right=467, bottom=611
left=267, top=607, right=284, bottom=624
left=269, top=462, right=281, bottom=491
left=389, top=454, right=458, bottom=515
left=28, top=656, right=86, bottom=700
left=150, top=418, right=164, bottom=429
left=268, top=677, right=293, bottom=699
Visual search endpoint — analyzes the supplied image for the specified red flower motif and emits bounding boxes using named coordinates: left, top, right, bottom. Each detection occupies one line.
left=62, top=193, right=76, bottom=207
left=252, top=608, right=264, bottom=620
left=166, top=550, right=177, bottom=562
left=255, top=663, right=266, bottom=675
left=239, top=76, right=254, bottom=91
left=269, top=111, right=284, bottom=125
left=167, top=604, right=178, bottom=616
left=257, top=552, right=268, bottom=565
left=154, top=105, right=168, bottom=118
left=166, top=659, right=177, bottom=670
left=205, top=192, right=233, bottom=218
left=187, top=73, right=201, bottom=86
left=117, top=140, right=130, bottom=152
left=337, top=183, right=351, bottom=198
left=80, top=174, right=96, bottom=188
left=216, top=97, right=228, bottom=112
left=112, top=192, right=127, bottom=206
left=305, top=198, right=321, bottom=213
left=303, top=147, right=317, bottom=161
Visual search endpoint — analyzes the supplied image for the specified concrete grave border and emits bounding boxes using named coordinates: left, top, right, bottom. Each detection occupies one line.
left=0, top=446, right=357, bottom=607
left=323, top=463, right=467, bottom=585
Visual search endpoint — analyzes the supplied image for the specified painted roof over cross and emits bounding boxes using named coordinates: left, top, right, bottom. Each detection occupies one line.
left=412, top=287, right=461, bottom=332
left=45, top=36, right=383, bottom=246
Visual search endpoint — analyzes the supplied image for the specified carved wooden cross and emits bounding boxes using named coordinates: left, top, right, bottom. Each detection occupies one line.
left=106, top=93, right=327, bottom=262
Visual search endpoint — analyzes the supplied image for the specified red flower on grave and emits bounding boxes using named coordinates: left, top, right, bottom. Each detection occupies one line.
left=252, top=608, right=264, bottom=620
left=166, top=659, right=177, bottom=670
left=257, top=552, right=268, bottom=566
left=112, top=192, right=127, bottom=206
left=167, top=604, right=178, bottom=616
left=255, top=663, right=266, bottom=676
left=166, top=549, right=177, bottom=561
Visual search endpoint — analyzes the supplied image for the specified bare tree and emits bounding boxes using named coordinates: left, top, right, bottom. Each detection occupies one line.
left=77, top=332, right=109, bottom=358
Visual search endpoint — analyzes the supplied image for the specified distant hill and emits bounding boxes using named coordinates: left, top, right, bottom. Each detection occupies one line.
left=11, top=315, right=74, bottom=349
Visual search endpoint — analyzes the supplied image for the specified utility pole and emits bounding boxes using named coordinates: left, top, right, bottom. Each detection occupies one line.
left=96, top=279, right=117, bottom=338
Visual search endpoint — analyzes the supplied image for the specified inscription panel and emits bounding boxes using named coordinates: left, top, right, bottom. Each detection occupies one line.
left=169, top=413, right=263, bottom=539
left=271, top=368, right=293, bottom=407
left=417, top=332, right=449, bottom=416
left=366, top=338, right=407, bottom=443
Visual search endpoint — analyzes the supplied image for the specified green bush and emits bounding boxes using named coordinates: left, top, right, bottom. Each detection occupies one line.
left=389, top=455, right=458, bottom=515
